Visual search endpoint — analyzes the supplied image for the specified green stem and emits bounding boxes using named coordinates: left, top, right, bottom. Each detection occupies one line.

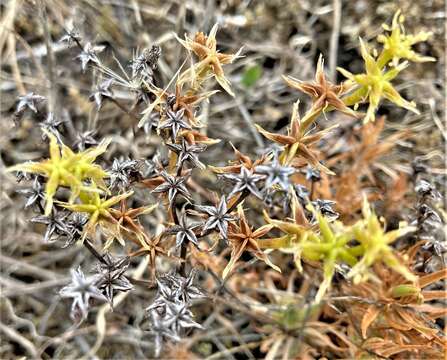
left=257, top=236, right=292, bottom=249
left=377, top=49, right=393, bottom=70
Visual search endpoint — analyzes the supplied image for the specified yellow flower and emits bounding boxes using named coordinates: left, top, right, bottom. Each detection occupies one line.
left=291, top=203, right=358, bottom=303
left=338, top=39, right=419, bottom=123
left=176, top=24, right=242, bottom=96
left=8, top=130, right=110, bottom=215
left=59, top=188, right=133, bottom=247
left=377, top=10, right=435, bottom=68
left=347, top=197, right=417, bottom=284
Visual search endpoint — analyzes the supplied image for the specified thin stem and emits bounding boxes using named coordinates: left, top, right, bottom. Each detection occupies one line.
left=83, top=239, right=107, bottom=265
left=329, top=0, right=341, bottom=82
left=36, top=201, right=45, bottom=215
left=170, top=204, right=179, bottom=225
left=227, top=189, right=250, bottom=214
left=310, top=180, right=315, bottom=200
left=179, top=243, right=188, bottom=277
left=39, top=0, right=57, bottom=115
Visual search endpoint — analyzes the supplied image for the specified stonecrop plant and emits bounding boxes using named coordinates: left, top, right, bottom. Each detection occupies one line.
left=5, top=7, right=445, bottom=359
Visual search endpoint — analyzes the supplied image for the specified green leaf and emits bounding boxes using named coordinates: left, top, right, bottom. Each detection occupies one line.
left=241, top=64, right=262, bottom=88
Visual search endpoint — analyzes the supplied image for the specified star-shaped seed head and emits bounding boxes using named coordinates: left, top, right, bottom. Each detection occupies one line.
left=152, top=171, right=191, bottom=206
left=165, top=214, right=200, bottom=249
left=59, top=29, right=82, bottom=47
left=158, top=109, right=192, bottom=141
left=195, top=196, right=235, bottom=240
left=94, top=254, right=133, bottom=307
left=166, top=139, right=206, bottom=170
left=146, top=310, right=181, bottom=358
left=89, top=79, right=114, bottom=109
left=31, top=208, right=70, bottom=243
left=163, top=301, right=204, bottom=334
left=59, top=266, right=106, bottom=321
left=167, top=270, right=206, bottom=303
left=15, top=170, right=32, bottom=183
left=144, top=272, right=204, bottom=357
left=256, top=156, right=295, bottom=191
left=415, top=180, right=441, bottom=201
left=63, top=213, right=89, bottom=248
left=222, top=166, right=264, bottom=199
left=143, top=112, right=161, bottom=135
left=294, top=184, right=310, bottom=203
left=40, top=112, right=65, bottom=143
left=311, top=199, right=339, bottom=221
left=304, top=166, right=321, bottom=182
left=17, top=176, right=45, bottom=212
left=73, top=130, right=97, bottom=151
left=77, top=42, right=105, bottom=72
left=16, top=92, right=46, bottom=114
left=131, top=45, right=161, bottom=80
left=108, top=158, right=142, bottom=191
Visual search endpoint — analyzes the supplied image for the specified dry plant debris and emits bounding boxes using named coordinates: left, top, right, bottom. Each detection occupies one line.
left=0, top=1, right=445, bottom=359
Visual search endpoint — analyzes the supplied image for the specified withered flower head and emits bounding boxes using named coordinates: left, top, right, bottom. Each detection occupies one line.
left=294, top=184, right=310, bottom=203
left=16, top=92, right=46, bottom=114
left=195, top=196, right=235, bottom=240
left=59, top=29, right=82, bottom=47
left=63, top=213, right=89, bottom=248
left=73, top=130, right=97, bottom=151
left=311, top=199, right=339, bottom=222
left=95, top=253, right=133, bottom=307
left=130, top=235, right=171, bottom=277
left=223, top=206, right=280, bottom=279
left=143, top=112, right=161, bottom=136
left=166, top=139, right=206, bottom=170
left=158, top=109, right=192, bottom=141
left=166, top=270, right=206, bottom=303
left=164, top=213, right=201, bottom=250
left=210, top=146, right=267, bottom=175
left=163, top=301, right=204, bottom=334
left=176, top=24, right=242, bottom=96
left=15, top=170, right=32, bottom=183
left=59, top=266, right=106, bottom=321
left=40, top=112, right=65, bottom=143
left=108, top=158, right=142, bottom=191
left=146, top=310, right=181, bottom=358
left=89, top=79, right=114, bottom=109
left=152, top=171, right=191, bottom=206
left=415, top=180, right=441, bottom=201
left=17, top=176, right=45, bottom=212
left=283, top=54, right=358, bottom=118
left=256, top=155, right=295, bottom=191
left=31, top=208, right=70, bottom=243
left=304, top=166, right=321, bottom=182
left=145, top=272, right=204, bottom=357
left=77, top=42, right=105, bottom=72
left=255, top=101, right=338, bottom=174
left=413, top=202, right=444, bottom=261
left=131, top=45, right=161, bottom=80
left=222, top=166, right=265, bottom=199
